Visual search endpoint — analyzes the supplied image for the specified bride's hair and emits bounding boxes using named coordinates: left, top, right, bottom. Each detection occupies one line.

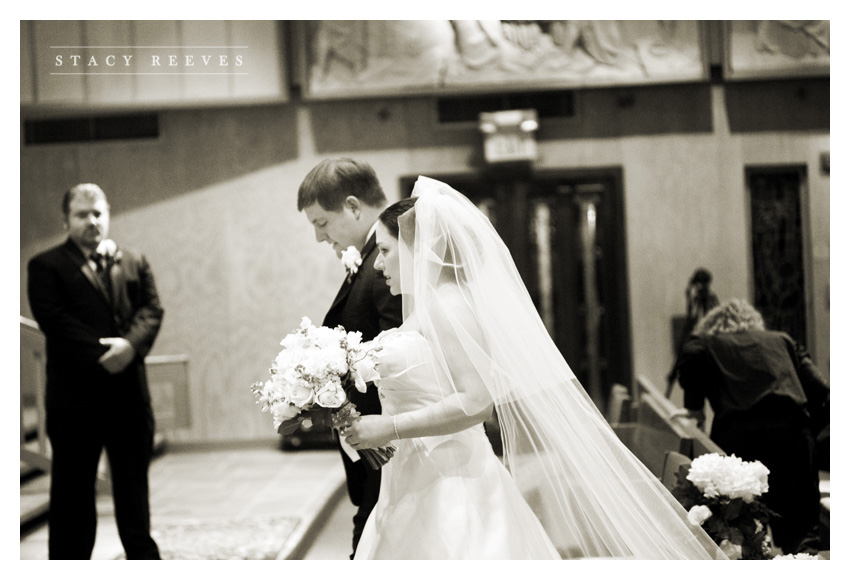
left=378, top=197, right=417, bottom=244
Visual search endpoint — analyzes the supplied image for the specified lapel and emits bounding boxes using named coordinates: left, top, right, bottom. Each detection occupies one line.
left=328, top=234, right=377, bottom=313
left=65, top=239, right=113, bottom=307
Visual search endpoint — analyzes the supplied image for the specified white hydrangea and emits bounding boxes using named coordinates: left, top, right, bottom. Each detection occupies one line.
left=687, top=453, right=770, bottom=502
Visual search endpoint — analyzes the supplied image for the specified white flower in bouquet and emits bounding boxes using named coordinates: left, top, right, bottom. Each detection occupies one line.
left=316, top=379, right=348, bottom=408
left=341, top=246, right=363, bottom=281
left=719, top=539, right=743, bottom=560
left=687, top=505, right=713, bottom=526
left=773, top=553, right=820, bottom=560
left=687, top=453, right=769, bottom=502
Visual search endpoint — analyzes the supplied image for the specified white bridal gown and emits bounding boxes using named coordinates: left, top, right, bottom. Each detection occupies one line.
left=353, top=329, right=560, bottom=559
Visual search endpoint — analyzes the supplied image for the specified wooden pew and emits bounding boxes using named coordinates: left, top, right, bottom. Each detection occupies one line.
left=636, top=375, right=725, bottom=458
left=613, top=378, right=694, bottom=477
left=660, top=450, right=692, bottom=492
left=606, top=383, right=633, bottom=426
left=612, top=376, right=727, bottom=479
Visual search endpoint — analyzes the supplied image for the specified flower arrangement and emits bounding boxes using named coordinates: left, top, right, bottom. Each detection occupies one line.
left=251, top=317, right=393, bottom=469
left=340, top=246, right=362, bottom=282
left=671, top=453, right=777, bottom=560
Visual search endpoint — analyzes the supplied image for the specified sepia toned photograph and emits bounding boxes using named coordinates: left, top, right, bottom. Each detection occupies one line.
left=19, top=17, right=830, bottom=565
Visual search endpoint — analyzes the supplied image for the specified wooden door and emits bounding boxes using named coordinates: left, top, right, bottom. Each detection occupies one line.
left=747, top=165, right=810, bottom=346
left=402, top=167, right=632, bottom=410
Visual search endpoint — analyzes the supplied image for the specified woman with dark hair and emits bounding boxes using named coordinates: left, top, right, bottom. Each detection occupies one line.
left=677, top=298, right=829, bottom=555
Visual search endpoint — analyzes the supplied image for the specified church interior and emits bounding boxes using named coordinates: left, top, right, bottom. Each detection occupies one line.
left=20, top=20, right=830, bottom=561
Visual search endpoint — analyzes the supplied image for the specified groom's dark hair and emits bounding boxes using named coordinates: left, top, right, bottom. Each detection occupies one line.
left=297, top=158, right=387, bottom=211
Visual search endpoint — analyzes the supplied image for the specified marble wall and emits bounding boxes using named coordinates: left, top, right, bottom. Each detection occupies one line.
left=20, top=83, right=829, bottom=443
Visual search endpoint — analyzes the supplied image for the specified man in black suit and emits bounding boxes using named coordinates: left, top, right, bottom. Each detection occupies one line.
left=27, top=183, right=163, bottom=559
left=297, top=158, right=403, bottom=558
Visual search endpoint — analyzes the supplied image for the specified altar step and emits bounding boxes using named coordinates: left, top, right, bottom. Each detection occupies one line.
left=20, top=434, right=168, bottom=531
left=20, top=472, right=50, bottom=529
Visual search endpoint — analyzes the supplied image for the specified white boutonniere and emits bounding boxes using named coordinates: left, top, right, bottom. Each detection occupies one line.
left=97, top=239, right=123, bottom=264
left=340, top=246, right=362, bottom=283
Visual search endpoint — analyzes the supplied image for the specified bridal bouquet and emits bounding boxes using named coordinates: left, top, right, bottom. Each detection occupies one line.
left=251, top=317, right=394, bottom=469
left=671, top=453, right=777, bottom=560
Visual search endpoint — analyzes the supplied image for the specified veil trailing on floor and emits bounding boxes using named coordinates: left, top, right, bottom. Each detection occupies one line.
left=397, top=176, right=725, bottom=559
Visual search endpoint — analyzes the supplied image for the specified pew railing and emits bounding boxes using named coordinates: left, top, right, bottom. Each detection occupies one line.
left=611, top=376, right=725, bottom=478
left=636, top=374, right=725, bottom=458
left=20, top=317, right=50, bottom=474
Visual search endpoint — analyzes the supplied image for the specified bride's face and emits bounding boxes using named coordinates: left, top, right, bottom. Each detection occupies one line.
left=374, top=222, right=401, bottom=295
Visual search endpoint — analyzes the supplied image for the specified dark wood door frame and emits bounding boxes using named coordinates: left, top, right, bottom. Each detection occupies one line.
left=400, top=166, right=633, bottom=408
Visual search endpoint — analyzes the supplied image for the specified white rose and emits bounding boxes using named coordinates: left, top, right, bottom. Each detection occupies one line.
left=270, top=401, right=301, bottom=429
left=341, top=246, right=362, bottom=278
left=315, top=380, right=347, bottom=408
left=98, top=238, right=118, bottom=257
left=719, top=539, right=742, bottom=560
left=687, top=505, right=713, bottom=527
left=288, top=380, right=314, bottom=408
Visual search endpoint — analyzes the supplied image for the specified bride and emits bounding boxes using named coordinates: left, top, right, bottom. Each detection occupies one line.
left=341, top=176, right=725, bottom=560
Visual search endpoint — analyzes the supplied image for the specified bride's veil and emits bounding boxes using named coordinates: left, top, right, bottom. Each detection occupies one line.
left=398, top=176, right=725, bottom=559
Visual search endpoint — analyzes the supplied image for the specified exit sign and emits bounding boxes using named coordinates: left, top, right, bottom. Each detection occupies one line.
left=479, top=109, right=538, bottom=164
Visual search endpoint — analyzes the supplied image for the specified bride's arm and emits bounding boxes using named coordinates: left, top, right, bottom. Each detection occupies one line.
left=344, top=287, right=494, bottom=449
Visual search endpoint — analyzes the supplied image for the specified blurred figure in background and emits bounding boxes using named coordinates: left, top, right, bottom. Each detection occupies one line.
left=677, top=298, right=829, bottom=555
left=27, top=183, right=164, bottom=559
left=667, top=267, right=720, bottom=395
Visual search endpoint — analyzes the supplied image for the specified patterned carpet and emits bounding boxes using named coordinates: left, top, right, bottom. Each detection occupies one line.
left=147, top=516, right=299, bottom=560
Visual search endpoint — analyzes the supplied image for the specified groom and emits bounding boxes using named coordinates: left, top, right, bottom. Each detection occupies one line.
left=297, top=158, right=403, bottom=558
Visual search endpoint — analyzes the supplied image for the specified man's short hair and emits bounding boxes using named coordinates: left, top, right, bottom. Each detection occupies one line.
left=63, top=183, right=108, bottom=216
left=297, top=158, right=386, bottom=212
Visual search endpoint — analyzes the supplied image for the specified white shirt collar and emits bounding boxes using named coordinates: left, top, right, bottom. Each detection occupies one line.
left=364, top=220, right=379, bottom=250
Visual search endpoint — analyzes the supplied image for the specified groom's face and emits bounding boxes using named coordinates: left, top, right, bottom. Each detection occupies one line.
left=304, top=200, right=364, bottom=258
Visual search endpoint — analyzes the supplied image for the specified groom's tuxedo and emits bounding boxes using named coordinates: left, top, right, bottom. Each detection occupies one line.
left=27, top=239, right=163, bottom=559
left=322, top=232, right=403, bottom=556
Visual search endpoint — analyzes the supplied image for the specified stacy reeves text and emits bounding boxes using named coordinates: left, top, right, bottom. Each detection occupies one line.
left=54, top=54, right=244, bottom=67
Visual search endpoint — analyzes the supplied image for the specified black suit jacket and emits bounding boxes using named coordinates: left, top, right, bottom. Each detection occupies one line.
left=27, top=239, right=164, bottom=410
left=323, top=233, right=403, bottom=416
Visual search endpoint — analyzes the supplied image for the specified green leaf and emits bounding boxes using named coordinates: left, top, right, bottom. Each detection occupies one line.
left=277, top=419, right=302, bottom=436
left=728, top=528, right=744, bottom=545
left=723, top=498, right=743, bottom=520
